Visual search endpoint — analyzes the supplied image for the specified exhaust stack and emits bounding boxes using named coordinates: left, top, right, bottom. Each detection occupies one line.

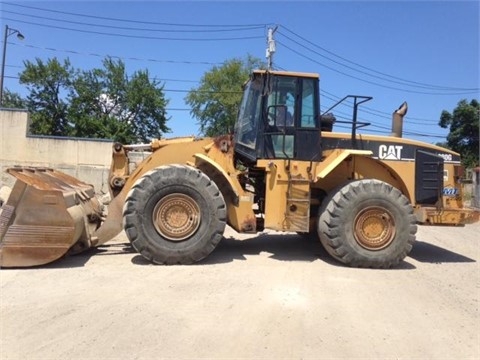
left=391, top=102, right=408, bottom=138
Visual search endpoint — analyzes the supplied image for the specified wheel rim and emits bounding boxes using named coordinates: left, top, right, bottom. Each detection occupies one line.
left=353, top=206, right=396, bottom=250
left=153, top=193, right=201, bottom=241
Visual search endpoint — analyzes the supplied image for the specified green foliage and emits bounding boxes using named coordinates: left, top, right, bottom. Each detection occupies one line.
left=439, top=99, right=479, bottom=168
left=185, top=55, right=264, bottom=137
left=18, top=57, right=169, bottom=143
left=1, top=89, right=27, bottom=109
left=20, top=58, right=75, bottom=136
left=125, top=69, right=170, bottom=142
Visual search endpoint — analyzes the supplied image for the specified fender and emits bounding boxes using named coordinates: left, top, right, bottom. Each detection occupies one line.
left=193, top=153, right=256, bottom=233
left=315, top=148, right=410, bottom=201
left=193, top=153, right=240, bottom=204
left=316, top=149, right=373, bottom=179
left=353, top=155, right=411, bottom=200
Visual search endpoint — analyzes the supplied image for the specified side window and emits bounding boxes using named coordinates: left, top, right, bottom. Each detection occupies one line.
left=266, top=77, right=296, bottom=128
left=300, top=79, right=315, bottom=128
left=239, top=93, right=261, bottom=147
left=236, top=80, right=262, bottom=149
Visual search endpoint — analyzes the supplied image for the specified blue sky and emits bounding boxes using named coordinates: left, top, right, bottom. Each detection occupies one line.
left=1, top=1, right=479, bottom=144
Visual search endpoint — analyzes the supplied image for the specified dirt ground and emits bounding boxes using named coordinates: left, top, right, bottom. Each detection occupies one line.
left=1, top=223, right=479, bottom=360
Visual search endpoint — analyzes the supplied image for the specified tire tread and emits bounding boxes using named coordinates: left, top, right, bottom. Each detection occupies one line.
left=318, top=179, right=417, bottom=268
left=123, top=165, right=226, bottom=265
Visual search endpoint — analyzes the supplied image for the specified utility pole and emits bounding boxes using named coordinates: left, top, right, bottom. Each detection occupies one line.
left=266, top=26, right=278, bottom=71
left=0, top=25, right=25, bottom=106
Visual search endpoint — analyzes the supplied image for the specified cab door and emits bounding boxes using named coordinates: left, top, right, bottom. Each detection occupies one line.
left=263, top=75, right=321, bottom=161
left=294, top=77, right=321, bottom=161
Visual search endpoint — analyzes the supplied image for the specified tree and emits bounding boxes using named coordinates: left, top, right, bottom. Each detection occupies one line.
left=18, top=57, right=169, bottom=143
left=439, top=99, right=479, bottom=168
left=1, top=90, right=27, bottom=109
left=69, top=58, right=170, bottom=143
left=20, top=58, right=75, bottom=136
left=185, top=55, right=264, bottom=137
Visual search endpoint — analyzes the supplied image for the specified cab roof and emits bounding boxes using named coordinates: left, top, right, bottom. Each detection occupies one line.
left=252, top=69, right=319, bottom=79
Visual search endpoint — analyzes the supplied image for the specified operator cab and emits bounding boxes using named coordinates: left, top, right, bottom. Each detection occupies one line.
left=234, top=70, right=322, bottom=164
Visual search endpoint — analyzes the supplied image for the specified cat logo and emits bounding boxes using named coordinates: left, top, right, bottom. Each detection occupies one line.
left=379, top=145, right=403, bottom=160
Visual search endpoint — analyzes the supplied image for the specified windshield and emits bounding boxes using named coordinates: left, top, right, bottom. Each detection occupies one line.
left=234, top=77, right=262, bottom=150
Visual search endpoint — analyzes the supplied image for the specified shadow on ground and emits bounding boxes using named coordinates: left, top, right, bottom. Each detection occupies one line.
left=409, top=240, right=475, bottom=263
left=129, top=233, right=335, bottom=266
left=15, top=233, right=474, bottom=270
left=204, top=233, right=332, bottom=265
left=130, top=234, right=416, bottom=270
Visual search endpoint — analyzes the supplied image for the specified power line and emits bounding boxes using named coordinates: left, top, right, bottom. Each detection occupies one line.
left=3, top=74, right=238, bottom=94
left=280, top=26, right=478, bottom=92
left=279, top=31, right=438, bottom=91
left=165, top=89, right=242, bottom=94
left=5, top=64, right=22, bottom=69
left=323, top=101, right=446, bottom=137
left=279, top=40, right=477, bottom=96
left=321, top=89, right=440, bottom=124
left=2, top=1, right=267, bottom=28
left=2, top=9, right=265, bottom=34
left=1, top=17, right=264, bottom=41
left=9, top=42, right=223, bottom=66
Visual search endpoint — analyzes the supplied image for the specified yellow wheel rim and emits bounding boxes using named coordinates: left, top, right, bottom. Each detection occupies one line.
left=153, top=193, right=201, bottom=241
left=353, top=206, right=396, bottom=250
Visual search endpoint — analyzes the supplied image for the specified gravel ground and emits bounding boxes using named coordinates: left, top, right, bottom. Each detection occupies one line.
left=1, top=223, right=479, bottom=360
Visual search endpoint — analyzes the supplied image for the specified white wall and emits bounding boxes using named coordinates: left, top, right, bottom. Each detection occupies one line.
left=0, top=109, right=113, bottom=194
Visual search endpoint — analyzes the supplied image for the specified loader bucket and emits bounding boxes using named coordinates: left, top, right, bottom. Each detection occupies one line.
left=0, top=167, right=103, bottom=267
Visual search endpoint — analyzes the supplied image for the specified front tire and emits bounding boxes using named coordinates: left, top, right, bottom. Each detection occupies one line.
left=123, top=165, right=226, bottom=264
left=317, top=179, right=417, bottom=268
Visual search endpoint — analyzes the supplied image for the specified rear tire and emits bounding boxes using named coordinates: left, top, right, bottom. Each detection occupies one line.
left=317, top=179, right=417, bottom=268
left=123, top=165, right=226, bottom=264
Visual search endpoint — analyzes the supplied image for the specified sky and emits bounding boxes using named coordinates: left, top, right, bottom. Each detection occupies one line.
left=0, top=0, right=479, bottom=145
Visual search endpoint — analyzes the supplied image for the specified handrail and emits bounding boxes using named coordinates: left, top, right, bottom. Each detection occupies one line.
left=321, top=95, right=372, bottom=149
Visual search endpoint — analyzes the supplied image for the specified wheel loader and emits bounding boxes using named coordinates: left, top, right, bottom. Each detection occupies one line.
left=0, top=70, right=478, bottom=268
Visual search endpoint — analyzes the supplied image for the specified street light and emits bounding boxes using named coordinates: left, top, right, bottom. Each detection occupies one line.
left=0, top=25, right=25, bottom=106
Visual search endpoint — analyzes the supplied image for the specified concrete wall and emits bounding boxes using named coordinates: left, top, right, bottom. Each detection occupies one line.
left=0, top=109, right=113, bottom=194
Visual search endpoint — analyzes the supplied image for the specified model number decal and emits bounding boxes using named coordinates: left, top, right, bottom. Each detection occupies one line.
left=443, top=187, right=459, bottom=196
left=437, top=153, right=453, bottom=161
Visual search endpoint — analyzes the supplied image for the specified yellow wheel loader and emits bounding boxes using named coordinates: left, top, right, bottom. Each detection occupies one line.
left=1, top=70, right=478, bottom=268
